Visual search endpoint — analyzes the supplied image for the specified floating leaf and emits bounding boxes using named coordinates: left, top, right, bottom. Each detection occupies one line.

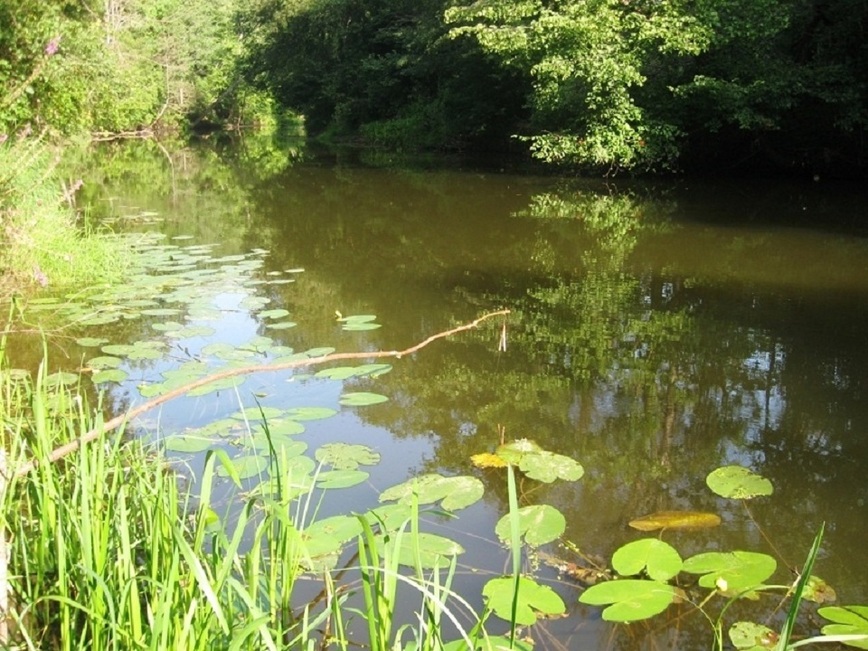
left=92, top=369, right=128, bottom=384
left=315, top=469, right=369, bottom=489
left=245, top=436, right=307, bottom=458
left=231, top=406, right=286, bottom=421
left=729, top=621, right=779, bottom=650
left=187, top=376, right=245, bottom=396
left=495, top=504, right=565, bottom=547
left=303, top=515, right=363, bottom=558
left=86, top=356, right=124, bottom=370
left=285, top=407, right=337, bottom=421
left=471, top=453, right=508, bottom=469
left=76, top=337, right=109, bottom=347
left=483, top=576, right=565, bottom=625
left=141, top=308, right=181, bottom=316
left=682, top=551, right=777, bottom=593
left=804, top=575, right=837, bottom=604
left=386, top=533, right=464, bottom=569
left=379, top=473, right=484, bottom=511
left=259, top=308, right=290, bottom=319
left=497, top=441, right=583, bottom=483
left=706, top=466, right=773, bottom=500
left=316, top=366, right=369, bottom=380
left=257, top=420, right=305, bottom=436
left=216, top=455, right=269, bottom=480
left=342, top=322, right=381, bottom=331
left=818, top=605, right=868, bottom=649
left=579, top=579, right=679, bottom=622
left=304, top=347, right=336, bottom=357
left=265, top=321, right=298, bottom=330
left=45, top=372, right=79, bottom=388
left=315, top=443, right=380, bottom=470
left=612, top=539, right=683, bottom=582
left=629, top=511, right=721, bottom=532
left=338, top=314, right=378, bottom=324
left=340, top=392, right=388, bottom=406
left=164, top=434, right=216, bottom=453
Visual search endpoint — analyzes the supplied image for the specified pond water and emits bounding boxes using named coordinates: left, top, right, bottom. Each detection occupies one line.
left=8, top=136, right=868, bottom=648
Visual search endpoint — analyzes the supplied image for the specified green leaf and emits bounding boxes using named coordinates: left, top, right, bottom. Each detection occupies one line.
left=682, top=551, right=777, bottom=593
left=483, top=576, right=565, bottom=625
left=803, top=575, right=837, bottom=604
left=315, top=443, right=381, bottom=470
left=257, top=419, right=305, bottom=436
left=496, top=440, right=584, bottom=482
left=495, top=504, right=565, bottom=547
left=379, top=473, right=484, bottom=511
left=388, top=533, right=464, bottom=569
left=285, top=407, right=338, bottom=421
left=86, top=356, right=124, bottom=369
left=579, top=579, right=679, bottom=622
left=338, top=314, right=378, bottom=324
left=231, top=406, right=285, bottom=421
left=92, top=369, right=128, bottom=384
left=729, top=621, right=779, bottom=650
left=342, top=322, right=381, bottom=331
left=706, top=466, right=773, bottom=499
left=216, top=455, right=269, bottom=480
left=45, top=372, right=79, bottom=388
left=315, top=366, right=376, bottom=380
left=259, top=308, right=290, bottom=319
left=265, top=321, right=298, bottom=330
left=315, top=469, right=369, bottom=489
left=629, top=510, right=721, bottom=531
left=818, top=606, right=868, bottom=649
left=611, top=539, right=683, bottom=582
left=187, top=376, right=245, bottom=396
left=164, top=434, right=217, bottom=453
left=339, top=391, right=389, bottom=406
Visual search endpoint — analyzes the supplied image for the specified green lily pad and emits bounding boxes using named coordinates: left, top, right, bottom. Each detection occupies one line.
left=315, top=443, right=381, bottom=470
left=259, top=308, right=290, bottom=319
left=315, top=366, right=375, bottom=380
left=187, top=376, right=245, bottom=396
left=803, top=575, right=837, bottom=604
left=579, top=579, right=679, bottom=622
left=231, top=406, right=286, bottom=421
left=86, top=356, right=124, bottom=370
left=497, top=440, right=584, bottom=483
left=216, top=455, right=269, bottom=480
left=257, top=420, right=305, bottom=436
left=612, top=539, right=683, bottom=582
left=315, top=469, right=369, bottom=489
left=338, top=314, right=378, bottom=324
left=483, top=576, right=566, bottom=625
left=729, top=621, right=779, bottom=650
left=285, top=407, right=337, bottom=421
left=92, top=369, right=128, bottom=384
left=339, top=392, right=389, bottom=406
left=302, top=515, right=363, bottom=558
left=141, top=308, right=181, bottom=316
left=495, top=504, right=565, bottom=547
left=682, top=551, right=777, bottom=593
left=379, top=473, right=484, bottom=511
left=706, top=466, right=773, bottom=500
left=303, top=347, right=336, bottom=357
left=164, top=434, right=217, bottom=453
left=818, top=606, right=868, bottom=649
left=386, top=532, right=464, bottom=569
left=629, top=510, right=722, bottom=531
left=265, top=321, right=298, bottom=330
left=45, top=372, right=79, bottom=388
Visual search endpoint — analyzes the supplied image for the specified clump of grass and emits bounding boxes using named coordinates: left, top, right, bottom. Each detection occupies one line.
left=0, top=133, right=132, bottom=294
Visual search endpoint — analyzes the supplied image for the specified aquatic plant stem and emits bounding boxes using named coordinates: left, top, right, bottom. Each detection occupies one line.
left=10, top=309, right=510, bottom=479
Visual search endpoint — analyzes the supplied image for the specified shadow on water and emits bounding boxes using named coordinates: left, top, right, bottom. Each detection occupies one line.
left=6, top=134, right=867, bottom=649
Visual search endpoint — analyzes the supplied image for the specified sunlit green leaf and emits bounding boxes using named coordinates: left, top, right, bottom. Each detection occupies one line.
left=92, top=369, right=128, bottom=384
left=265, top=321, right=298, bottom=330
left=316, top=469, right=369, bottom=489
left=497, top=440, right=583, bottom=482
left=579, top=579, right=679, bottom=622
left=45, top=372, right=79, bottom=388
left=257, top=419, right=305, bottom=436
left=483, top=576, right=565, bottom=625
left=259, top=308, right=290, bottom=319
left=729, top=621, right=779, bottom=650
left=804, top=575, right=837, bottom=604
left=304, top=347, right=336, bottom=357
left=342, top=322, right=381, bottom=331
left=612, top=539, right=683, bottom=582
left=187, top=376, right=245, bottom=396
left=379, top=473, right=484, bottom=511
left=706, top=466, right=773, bottom=500
left=164, top=434, right=217, bottom=453
left=386, top=532, right=464, bottom=569
left=495, top=504, right=565, bottom=547
left=216, top=455, right=269, bottom=480
left=339, top=392, right=389, bottom=406
left=285, top=407, right=337, bottom=421
left=86, top=356, right=124, bottom=370
left=231, top=406, right=286, bottom=421
left=315, top=443, right=381, bottom=469
left=682, top=551, right=777, bottom=593
left=819, top=606, right=868, bottom=649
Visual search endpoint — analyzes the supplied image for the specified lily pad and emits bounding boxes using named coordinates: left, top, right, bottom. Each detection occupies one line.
left=804, top=575, right=837, bottom=604
left=483, top=576, right=566, bottom=625
left=86, top=356, right=124, bottom=370
left=187, top=376, right=245, bottom=396
left=231, top=406, right=286, bottom=421
left=579, top=579, right=679, bottom=622
left=339, top=392, right=389, bottom=406
left=682, top=551, right=777, bottom=593
left=92, top=369, right=128, bottom=384
left=303, top=347, right=336, bottom=357
left=706, top=466, right=773, bottom=500
left=259, top=308, right=290, bottom=319
left=818, top=605, right=868, bottom=649
left=729, top=621, right=779, bottom=650
left=497, top=440, right=584, bottom=483
left=379, top=473, right=484, bottom=511
left=611, top=539, right=683, bottom=582
left=45, top=372, right=79, bottom=388
left=257, top=420, right=305, bottom=436
left=265, top=321, right=298, bottom=330
left=315, top=366, right=375, bottom=380
left=386, top=532, right=465, bottom=569
left=495, top=504, right=565, bottom=547
left=629, top=511, right=722, bottom=531
left=285, top=407, right=337, bottom=421
left=315, top=469, right=369, bottom=489
left=164, top=434, right=217, bottom=453
left=216, top=455, right=269, bottom=480
left=342, top=322, right=381, bottom=331
left=315, top=443, right=381, bottom=470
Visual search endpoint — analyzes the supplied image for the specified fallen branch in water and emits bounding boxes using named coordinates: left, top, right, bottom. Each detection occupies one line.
left=13, top=309, right=510, bottom=479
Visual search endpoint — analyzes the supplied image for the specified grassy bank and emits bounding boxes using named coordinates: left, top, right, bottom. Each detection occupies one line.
left=0, top=134, right=132, bottom=296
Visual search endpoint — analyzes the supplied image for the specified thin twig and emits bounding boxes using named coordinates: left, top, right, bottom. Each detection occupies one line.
left=12, top=310, right=510, bottom=479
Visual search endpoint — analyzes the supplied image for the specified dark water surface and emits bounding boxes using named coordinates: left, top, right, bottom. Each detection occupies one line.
left=14, top=137, right=868, bottom=648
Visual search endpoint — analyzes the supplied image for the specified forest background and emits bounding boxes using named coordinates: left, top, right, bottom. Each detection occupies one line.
left=1, top=0, right=866, bottom=176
